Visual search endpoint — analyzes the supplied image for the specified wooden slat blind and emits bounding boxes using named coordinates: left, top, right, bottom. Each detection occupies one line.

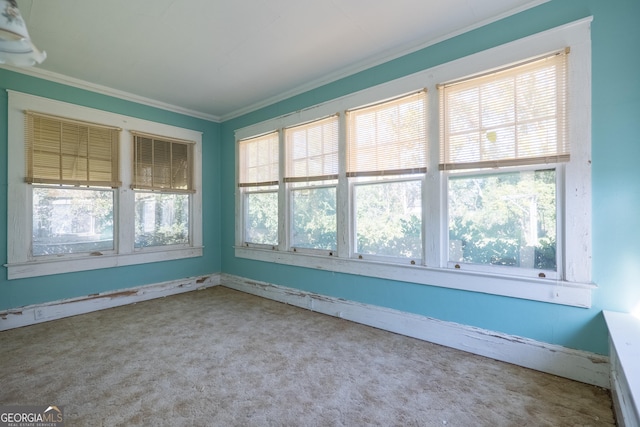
left=346, top=90, right=427, bottom=177
left=132, top=132, right=195, bottom=193
left=439, top=49, right=569, bottom=171
left=238, top=131, right=280, bottom=187
left=285, top=115, right=339, bottom=183
left=25, top=111, right=121, bottom=187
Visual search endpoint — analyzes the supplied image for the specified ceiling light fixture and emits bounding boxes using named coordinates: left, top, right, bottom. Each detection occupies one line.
left=0, top=0, right=45, bottom=66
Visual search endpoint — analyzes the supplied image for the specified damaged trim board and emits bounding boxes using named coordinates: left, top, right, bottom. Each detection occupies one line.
left=0, top=274, right=220, bottom=331
left=221, top=273, right=609, bottom=389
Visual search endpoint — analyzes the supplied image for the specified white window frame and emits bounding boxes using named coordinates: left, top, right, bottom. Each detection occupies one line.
left=350, top=175, right=425, bottom=264
left=6, top=91, right=203, bottom=279
left=284, top=115, right=340, bottom=255
left=234, top=18, right=593, bottom=307
left=443, top=164, right=564, bottom=280
left=242, top=185, right=280, bottom=249
left=288, top=180, right=338, bottom=255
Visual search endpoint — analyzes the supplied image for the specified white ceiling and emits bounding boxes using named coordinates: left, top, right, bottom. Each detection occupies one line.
left=13, top=0, right=545, bottom=121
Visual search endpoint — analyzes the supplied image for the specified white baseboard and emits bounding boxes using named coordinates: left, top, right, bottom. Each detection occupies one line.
left=0, top=272, right=609, bottom=390
left=221, top=273, right=610, bottom=389
left=0, top=273, right=220, bottom=331
left=604, top=311, right=640, bottom=427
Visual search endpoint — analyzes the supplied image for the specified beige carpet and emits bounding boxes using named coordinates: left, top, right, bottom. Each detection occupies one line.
left=0, top=286, right=614, bottom=426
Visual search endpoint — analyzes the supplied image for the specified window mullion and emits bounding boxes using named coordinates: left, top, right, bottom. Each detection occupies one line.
left=278, top=130, right=287, bottom=251
left=85, top=127, right=90, bottom=183
left=118, top=131, right=134, bottom=255
left=336, top=112, right=350, bottom=259
left=58, top=121, right=63, bottom=181
left=555, top=164, right=566, bottom=281
left=425, top=86, right=441, bottom=268
left=151, top=139, right=155, bottom=189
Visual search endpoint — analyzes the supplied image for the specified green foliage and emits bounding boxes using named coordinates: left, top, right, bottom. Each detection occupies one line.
left=134, top=193, right=189, bottom=248
left=245, top=191, right=278, bottom=245
left=241, top=169, right=557, bottom=272
left=355, top=180, right=422, bottom=258
left=448, top=169, right=557, bottom=271
left=32, top=187, right=114, bottom=255
left=292, top=187, right=336, bottom=250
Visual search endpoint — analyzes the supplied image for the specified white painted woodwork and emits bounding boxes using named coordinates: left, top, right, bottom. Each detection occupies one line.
left=7, top=0, right=547, bottom=120
left=0, top=274, right=220, bottom=331
left=222, top=273, right=609, bottom=388
left=0, top=270, right=609, bottom=389
left=5, top=91, right=204, bottom=279
left=604, top=311, right=640, bottom=427
left=234, top=19, right=594, bottom=308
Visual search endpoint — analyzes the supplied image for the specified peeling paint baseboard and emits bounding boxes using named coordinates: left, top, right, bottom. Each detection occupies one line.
left=221, top=273, right=610, bottom=389
left=0, top=273, right=220, bottom=331
left=0, top=272, right=609, bottom=390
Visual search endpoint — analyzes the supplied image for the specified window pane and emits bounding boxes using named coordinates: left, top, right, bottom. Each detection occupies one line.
left=448, top=169, right=556, bottom=270
left=135, top=192, right=189, bottom=248
left=354, top=180, right=422, bottom=258
left=245, top=191, right=278, bottom=245
left=292, top=186, right=336, bottom=250
left=32, top=187, right=114, bottom=256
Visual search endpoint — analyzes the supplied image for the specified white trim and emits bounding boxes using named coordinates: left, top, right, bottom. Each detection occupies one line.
left=6, top=247, right=204, bottom=280
left=0, top=2, right=548, bottom=122
left=221, top=1, right=550, bottom=121
left=234, top=246, right=593, bottom=307
left=604, top=311, right=640, bottom=427
left=235, top=18, right=592, bottom=139
left=221, top=274, right=609, bottom=388
left=0, top=273, right=220, bottom=331
left=0, top=64, right=220, bottom=122
left=234, top=19, right=594, bottom=307
left=6, top=91, right=204, bottom=279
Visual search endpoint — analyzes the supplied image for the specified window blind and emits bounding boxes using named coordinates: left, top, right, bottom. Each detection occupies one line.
left=347, top=90, right=427, bottom=177
left=238, top=131, right=280, bottom=187
left=132, top=132, right=194, bottom=193
left=439, top=49, right=569, bottom=171
left=285, top=115, right=339, bottom=183
left=25, top=111, right=121, bottom=187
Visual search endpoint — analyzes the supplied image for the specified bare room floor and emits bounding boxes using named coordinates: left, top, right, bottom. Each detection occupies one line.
left=0, top=286, right=614, bottom=426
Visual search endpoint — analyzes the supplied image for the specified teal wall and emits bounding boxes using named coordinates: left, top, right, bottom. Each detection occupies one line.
left=220, top=0, right=640, bottom=355
left=0, top=70, right=221, bottom=310
left=2, top=0, right=637, bottom=356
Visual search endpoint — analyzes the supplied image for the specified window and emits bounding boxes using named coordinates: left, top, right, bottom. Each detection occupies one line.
left=238, top=131, right=279, bottom=246
left=285, top=116, right=339, bottom=252
left=132, top=133, right=194, bottom=248
left=234, top=19, right=592, bottom=307
left=7, top=91, right=203, bottom=279
left=25, top=112, right=120, bottom=257
left=346, top=91, right=427, bottom=262
left=447, top=169, right=557, bottom=274
left=439, top=51, right=568, bottom=278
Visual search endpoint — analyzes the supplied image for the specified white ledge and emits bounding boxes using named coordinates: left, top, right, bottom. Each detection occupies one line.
left=604, top=310, right=640, bottom=426
left=5, top=246, right=204, bottom=279
left=234, top=246, right=594, bottom=308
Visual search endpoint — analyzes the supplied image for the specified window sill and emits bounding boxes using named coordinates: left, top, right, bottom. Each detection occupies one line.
left=5, top=246, right=204, bottom=280
left=234, top=246, right=594, bottom=308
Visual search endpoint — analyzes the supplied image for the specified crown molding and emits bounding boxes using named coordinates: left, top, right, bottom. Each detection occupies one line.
left=220, top=0, right=549, bottom=121
left=2, top=0, right=547, bottom=124
left=0, top=64, right=222, bottom=123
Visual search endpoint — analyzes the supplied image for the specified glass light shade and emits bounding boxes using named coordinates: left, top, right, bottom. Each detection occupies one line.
left=0, top=0, right=46, bottom=66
